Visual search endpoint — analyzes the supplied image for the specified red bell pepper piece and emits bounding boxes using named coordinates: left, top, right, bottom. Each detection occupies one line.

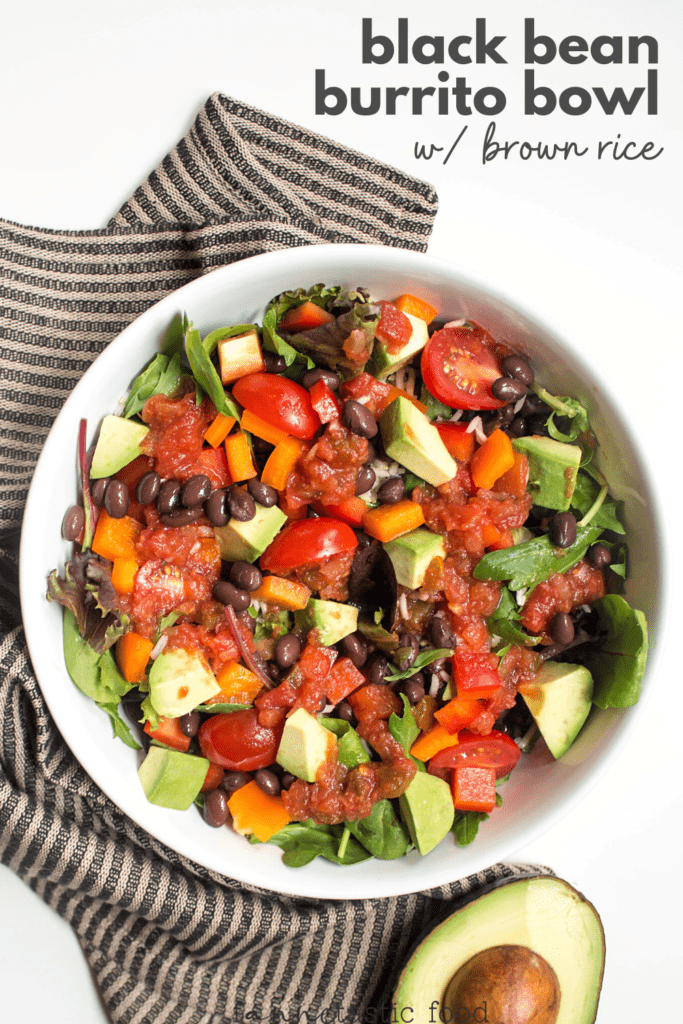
left=453, top=651, right=503, bottom=699
left=452, top=765, right=497, bottom=812
left=436, top=422, right=475, bottom=462
left=434, top=694, right=483, bottom=735
left=144, top=715, right=191, bottom=752
left=309, top=379, right=341, bottom=424
left=279, top=302, right=335, bottom=332
left=324, top=657, right=366, bottom=705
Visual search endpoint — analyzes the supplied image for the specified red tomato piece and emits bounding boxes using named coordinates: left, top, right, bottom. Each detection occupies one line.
left=115, top=455, right=154, bottom=491
left=311, top=496, right=368, bottom=527
left=200, top=762, right=225, bottom=793
left=453, top=650, right=503, bottom=699
left=309, top=380, right=341, bottom=424
left=347, top=684, right=402, bottom=722
left=376, top=301, right=413, bottom=353
left=452, top=765, right=497, bottom=812
left=324, top=657, right=366, bottom=705
left=436, top=422, right=476, bottom=462
left=198, top=708, right=284, bottom=772
left=279, top=302, right=335, bottom=332
left=421, top=322, right=506, bottom=410
left=197, top=445, right=231, bottom=488
left=144, top=716, right=191, bottom=753
left=260, top=517, right=358, bottom=573
left=428, top=729, right=521, bottom=782
left=232, top=374, right=321, bottom=440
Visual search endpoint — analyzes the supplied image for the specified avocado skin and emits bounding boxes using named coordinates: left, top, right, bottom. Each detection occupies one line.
left=393, top=875, right=605, bottom=1024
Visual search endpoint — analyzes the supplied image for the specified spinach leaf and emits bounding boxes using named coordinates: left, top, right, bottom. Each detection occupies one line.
left=320, top=718, right=369, bottom=769
left=586, top=595, right=648, bottom=709
left=346, top=800, right=412, bottom=859
left=62, top=610, right=132, bottom=703
left=386, top=648, right=453, bottom=683
left=473, top=524, right=604, bottom=591
left=571, top=473, right=625, bottom=535
left=486, top=587, right=541, bottom=647
left=262, top=306, right=314, bottom=370
left=452, top=810, right=490, bottom=846
left=203, top=323, right=259, bottom=358
left=161, top=312, right=189, bottom=356
left=266, top=820, right=372, bottom=867
left=184, top=326, right=240, bottom=419
left=388, top=694, right=420, bottom=755
left=97, top=702, right=141, bottom=750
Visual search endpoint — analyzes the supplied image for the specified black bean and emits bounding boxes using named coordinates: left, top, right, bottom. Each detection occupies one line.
left=280, top=772, right=297, bottom=790
left=302, top=367, right=341, bottom=391
left=363, top=442, right=376, bottom=466
left=180, top=711, right=201, bottom=737
left=402, top=677, right=425, bottom=705
left=247, top=478, right=278, bottom=507
left=91, top=477, right=110, bottom=508
left=229, top=561, right=263, bottom=592
left=227, top=486, right=256, bottom=522
left=222, top=771, right=250, bottom=793
left=157, top=479, right=181, bottom=514
left=502, top=355, right=535, bottom=388
left=526, top=414, right=550, bottom=437
left=366, top=651, right=388, bottom=685
left=213, top=580, right=251, bottom=612
left=428, top=657, right=448, bottom=674
left=262, top=351, right=287, bottom=374
left=205, top=488, right=229, bottom=527
left=395, top=633, right=419, bottom=672
left=62, top=505, right=85, bottom=541
left=550, top=612, right=575, bottom=646
left=354, top=529, right=374, bottom=548
left=377, top=477, right=405, bottom=505
left=484, top=410, right=504, bottom=436
left=254, top=768, right=281, bottom=797
left=274, top=633, right=302, bottom=670
left=589, top=543, right=612, bottom=569
left=267, top=662, right=281, bottom=684
left=549, top=511, right=577, bottom=549
left=181, top=474, right=212, bottom=507
left=355, top=465, right=376, bottom=496
left=336, top=701, right=357, bottom=726
left=104, top=480, right=130, bottom=519
left=509, top=416, right=527, bottom=438
left=491, top=377, right=528, bottom=403
left=523, top=391, right=549, bottom=415
left=160, top=506, right=204, bottom=528
left=203, top=788, right=229, bottom=828
left=337, top=631, right=367, bottom=668
left=342, top=399, right=378, bottom=439
left=429, top=616, right=455, bottom=648
left=500, top=403, right=516, bottom=424
left=135, top=471, right=161, bottom=505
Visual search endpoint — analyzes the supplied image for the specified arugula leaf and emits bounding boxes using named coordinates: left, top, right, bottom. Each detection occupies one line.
left=139, top=694, right=160, bottom=732
left=320, top=718, right=369, bottom=769
left=346, top=799, right=412, bottom=859
left=585, top=595, right=648, bottom=709
left=486, top=587, right=541, bottom=647
left=265, top=820, right=372, bottom=867
left=184, top=326, right=240, bottom=419
left=97, top=702, right=141, bottom=749
left=545, top=396, right=591, bottom=443
left=386, top=648, right=453, bottom=683
left=571, top=473, right=625, bottom=535
left=161, top=312, right=189, bottom=356
left=473, top=524, right=604, bottom=591
left=388, top=694, right=420, bottom=756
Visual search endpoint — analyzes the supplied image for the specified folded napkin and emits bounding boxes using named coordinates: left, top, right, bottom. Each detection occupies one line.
left=0, top=94, right=549, bottom=1024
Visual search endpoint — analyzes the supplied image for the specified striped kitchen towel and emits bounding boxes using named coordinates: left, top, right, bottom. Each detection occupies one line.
left=0, top=93, right=549, bottom=1024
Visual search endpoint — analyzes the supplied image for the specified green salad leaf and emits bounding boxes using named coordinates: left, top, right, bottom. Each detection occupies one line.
left=184, top=325, right=240, bottom=419
left=264, top=820, right=372, bottom=867
left=98, top=702, right=141, bottom=749
left=586, top=595, right=649, bottom=708
left=161, top=312, right=189, bottom=356
left=571, top=472, right=625, bottom=535
left=346, top=799, right=412, bottom=860
left=261, top=305, right=315, bottom=369
left=202, top=323, right=259, bottom=358
left=486, top=587, right=541, bottom=647
left=473, top=524, right=604, bottom=591
left=321, top=718, right=370, bottom=769
left=386, top=648, right=453, bottom=683
left=452, top=810, right=490, bottom=846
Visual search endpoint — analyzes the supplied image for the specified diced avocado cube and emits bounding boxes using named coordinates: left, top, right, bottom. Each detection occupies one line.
left=371, top=312, right=430, bottom=380
left=518, top=660, right=594, bottom=759
left=383, top=528, right=446, bottom=589
left=380, top=396, right=457, bottom=487
left=149, top=647, right=221, bottom=718
left=512, top=435, right=582, bottom=511
left=215, top=503, right=287, bottom=562
left=90, top=415, right=150, bottom=479
left=399, top=771, right=454, bottom=855
left=138, top=746, right=210, bottom=810
left=276, top=708, right=338, bottom=783
left=294, top=598, right=358, bottom=646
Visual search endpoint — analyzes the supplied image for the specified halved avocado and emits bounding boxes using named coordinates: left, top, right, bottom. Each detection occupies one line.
left=393, top=875, right=604, bottom=1024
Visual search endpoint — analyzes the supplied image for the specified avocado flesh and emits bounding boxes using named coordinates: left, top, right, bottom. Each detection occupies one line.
left=149, top=647, right=221, bottom=719
left=518, top=661, right=594, bottom=759
left=90, top=415, right=150, bottom=478
left=380, top=396, right=457, bottom=487
left=138, top=746, right=210, bottom=810
left=276, top=707, right=338, bottom=783
left=383, top=527, right=445, bottom=589
left=512, top=435, right=581, bottom=511
left=295, top=598, right=358, bottom=647
left=398, top=771, right=454, bottom=856
left=393, top=876, right=604, bottom=1024
left=215, top=503, right=287, bottom=562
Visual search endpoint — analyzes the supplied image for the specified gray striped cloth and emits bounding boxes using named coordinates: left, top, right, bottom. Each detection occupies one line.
left=0, top=94, right=549, bottom=1024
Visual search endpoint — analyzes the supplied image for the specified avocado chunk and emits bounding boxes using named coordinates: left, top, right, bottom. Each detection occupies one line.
left=518, top=660, right=594, bottom=759
left=371, top=311, right=430, bottom=380
left=512, top=435, right=582, bottom=511
left=276, top=708, right=338, bottom=782
left=295, top=598, right=358, bottom=646
left=90, top=415, right=150, bottom=479
left=138, top=746, right=210, bottom=810
left=380, top=397, right=457, bottom=487
left=393, top=875, right=604, bottom=1024
left=398, top=771, right=454, bottom=855
left=383, top=527, right=446, bottom=589
left=215, top=502, right=287, bottom=562
left=149, top=647, right=221, bottom=719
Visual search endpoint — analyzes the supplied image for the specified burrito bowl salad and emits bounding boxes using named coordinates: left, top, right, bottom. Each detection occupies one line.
left=48, top=284, right=648, bottom=867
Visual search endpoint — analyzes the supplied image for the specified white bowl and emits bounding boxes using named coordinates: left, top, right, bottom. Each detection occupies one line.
left=19, top=244, right=666, bottom=900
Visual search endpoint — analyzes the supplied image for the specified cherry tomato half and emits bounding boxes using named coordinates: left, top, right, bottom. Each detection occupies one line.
left=427, top=729, right=521, bottom=782
left=198, top=708, right=284, bottom=772
left=421, top=322, right=506, bottom=410
left=260, top=517, right=358, bottom=573
left=232, top=373, right=321, bottom=439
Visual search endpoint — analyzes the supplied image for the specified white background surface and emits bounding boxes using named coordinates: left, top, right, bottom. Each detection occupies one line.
left=1, top=1, right=681, bottom=1022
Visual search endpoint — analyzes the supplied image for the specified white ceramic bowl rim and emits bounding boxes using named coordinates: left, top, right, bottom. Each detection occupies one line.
left=19, top=243, right=668, bottom=900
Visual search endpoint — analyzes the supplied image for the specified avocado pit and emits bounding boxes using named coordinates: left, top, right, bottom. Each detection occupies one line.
left=444, top=944, right=560, bottom=1024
